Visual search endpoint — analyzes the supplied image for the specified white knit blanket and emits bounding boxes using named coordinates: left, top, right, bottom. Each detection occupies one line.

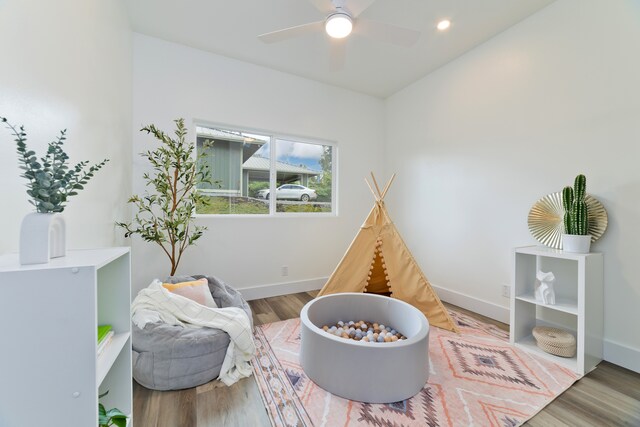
left=131, top=280, right=255, bottom=386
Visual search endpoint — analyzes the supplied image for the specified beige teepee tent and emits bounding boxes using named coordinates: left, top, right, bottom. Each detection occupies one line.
left=318, top=173, right=459, bottom=333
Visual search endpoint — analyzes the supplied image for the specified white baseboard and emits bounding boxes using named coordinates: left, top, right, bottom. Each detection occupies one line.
left=431, top=284, right=510, bottom=324
left=239, top=277, right=326, bottom=301
left=603, top=339, right=640, bottom=374
left=239, top=279, right=510, bottom=322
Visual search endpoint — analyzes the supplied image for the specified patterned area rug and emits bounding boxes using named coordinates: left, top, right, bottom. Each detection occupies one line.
left=252, top=310, right=580, bottom=427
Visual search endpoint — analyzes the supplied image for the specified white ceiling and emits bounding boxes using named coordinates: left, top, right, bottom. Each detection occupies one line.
left=126, top=0, right=555, bottom=98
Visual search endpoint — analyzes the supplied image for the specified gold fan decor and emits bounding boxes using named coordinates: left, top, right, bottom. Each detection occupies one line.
left=528, top=191, right=608, bottom=249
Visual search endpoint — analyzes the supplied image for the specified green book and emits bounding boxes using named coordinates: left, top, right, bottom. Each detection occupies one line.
left=98, top=325, right=113, bottom=344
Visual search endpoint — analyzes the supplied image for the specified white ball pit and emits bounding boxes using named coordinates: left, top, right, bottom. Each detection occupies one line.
left=300, top=292, right=430, bottom=403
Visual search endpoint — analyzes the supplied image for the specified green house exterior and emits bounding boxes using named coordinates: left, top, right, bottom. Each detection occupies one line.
left=197, top=129, right=320, bottom=197
left=198, top=137, right=243, bottom=194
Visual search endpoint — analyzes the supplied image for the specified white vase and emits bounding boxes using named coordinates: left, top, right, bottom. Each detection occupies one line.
left=19, top=212, right=66, bottom=265
left=561, top=233, right=591, bottom=254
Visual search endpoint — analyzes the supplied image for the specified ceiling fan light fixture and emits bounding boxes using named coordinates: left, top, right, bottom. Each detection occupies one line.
left=325, top=12, right=353, bottom=39
left=437, top=20, right=451, bottom=31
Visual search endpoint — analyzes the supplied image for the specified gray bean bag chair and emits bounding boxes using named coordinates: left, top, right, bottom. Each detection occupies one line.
left=132, top=275, right=253, bottom=390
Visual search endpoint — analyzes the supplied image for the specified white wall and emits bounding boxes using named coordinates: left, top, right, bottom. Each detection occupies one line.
left=385, top=0, right=640, bottom=371
left=131, top=34, right=384, bottom=296
left=0, top=0, right=132, bottom=254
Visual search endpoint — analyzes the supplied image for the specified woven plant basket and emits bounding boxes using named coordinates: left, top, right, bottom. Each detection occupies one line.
left=532, top=326, right=576, bottom=358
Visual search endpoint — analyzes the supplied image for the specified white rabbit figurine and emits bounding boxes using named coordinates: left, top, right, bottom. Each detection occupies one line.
left=535, top=270, right=556, bottom=305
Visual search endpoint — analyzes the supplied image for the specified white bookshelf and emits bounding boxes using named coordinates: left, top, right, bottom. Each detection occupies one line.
left=510, top=246, right=603, bottom=375
left=0, top=247, right=132, bottom=427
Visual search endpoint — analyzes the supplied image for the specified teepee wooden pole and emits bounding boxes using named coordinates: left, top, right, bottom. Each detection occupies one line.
left=365, top=178, right=379, bottom=201
left=380, top=173, right=397, bottom=200
left=370, top=172, right=383, bottom=198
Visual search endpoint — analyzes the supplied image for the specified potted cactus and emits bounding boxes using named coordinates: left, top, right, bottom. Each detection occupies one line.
left=561, top=174, right=591, bottom=253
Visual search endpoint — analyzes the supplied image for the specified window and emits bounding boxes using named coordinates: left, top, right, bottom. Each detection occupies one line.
left=195, top=124, right=335, bottom=215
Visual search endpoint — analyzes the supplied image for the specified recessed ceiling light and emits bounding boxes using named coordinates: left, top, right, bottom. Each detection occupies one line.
left=437, top=20, right=451, bottom=31
left=325, top=13, right=353, bottom=39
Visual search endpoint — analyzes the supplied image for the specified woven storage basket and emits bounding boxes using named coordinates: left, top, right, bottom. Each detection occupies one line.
left=532, top=326, right=576, bottom=358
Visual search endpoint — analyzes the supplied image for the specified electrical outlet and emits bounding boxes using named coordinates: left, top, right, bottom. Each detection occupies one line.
left=281, top=265, right=289, bottom=277
left=502, top=285, right=511, bottom=298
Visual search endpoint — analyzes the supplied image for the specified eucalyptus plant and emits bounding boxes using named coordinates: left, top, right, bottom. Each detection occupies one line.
left=117, top=118, right=211, bottom=275
left=1, top=117, right=108, bottom=213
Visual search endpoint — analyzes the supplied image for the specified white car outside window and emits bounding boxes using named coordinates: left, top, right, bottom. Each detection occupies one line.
left=257, top=185, right=317, bottom=201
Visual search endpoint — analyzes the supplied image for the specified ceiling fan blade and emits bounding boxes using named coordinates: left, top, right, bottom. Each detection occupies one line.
left=307, top=0, right=333, bottom=14
left=329, top=38, right=347, bottom=71
left=347, top=0, right=376, bottom=18
left=355, top=18, right=420, bottom=47
left=259, top=21, right=324, bottom=44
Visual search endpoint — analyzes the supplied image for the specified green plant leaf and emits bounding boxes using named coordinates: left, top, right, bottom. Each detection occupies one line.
left=106, top=409, right=127, bottom=418
left=112, top=417, right=128, bottom=427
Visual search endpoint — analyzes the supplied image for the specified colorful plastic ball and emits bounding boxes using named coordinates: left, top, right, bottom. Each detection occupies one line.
left=320, top=319, right=407, bottom=344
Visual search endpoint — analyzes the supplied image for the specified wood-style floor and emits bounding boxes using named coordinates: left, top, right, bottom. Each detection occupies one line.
left=133, top=292, right=640, bottom=426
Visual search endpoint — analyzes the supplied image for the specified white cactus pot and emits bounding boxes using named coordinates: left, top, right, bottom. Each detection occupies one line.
left=561, top=234, right=591, bottom=254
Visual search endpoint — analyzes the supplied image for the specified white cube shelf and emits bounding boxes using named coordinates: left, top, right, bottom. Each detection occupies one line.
left=0, top=247, right=132, bottom=427
left=510, top=246, right=603, bottom=375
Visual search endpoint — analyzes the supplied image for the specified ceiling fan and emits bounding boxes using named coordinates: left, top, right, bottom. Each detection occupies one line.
left=258, top=0, right=421, bottom=69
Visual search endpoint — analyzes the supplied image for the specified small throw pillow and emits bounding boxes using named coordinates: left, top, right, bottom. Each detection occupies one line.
left=162, top=278, right=218, bottom=308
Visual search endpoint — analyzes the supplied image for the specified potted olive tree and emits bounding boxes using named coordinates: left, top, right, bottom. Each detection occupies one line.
left=561, top=174, right=591, bottom=253
left=1, top=117, right=108, bottom=264
left=117, top=119, right=211, bottom=275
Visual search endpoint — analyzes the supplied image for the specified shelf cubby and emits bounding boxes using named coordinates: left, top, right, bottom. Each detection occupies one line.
left=510, top=246, right=603, bottom=375
left=0, top=247, right=132, bottom=426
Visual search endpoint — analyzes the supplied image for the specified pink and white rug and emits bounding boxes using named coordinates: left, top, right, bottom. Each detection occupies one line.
left=252, top=310, right=580, bottom=427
